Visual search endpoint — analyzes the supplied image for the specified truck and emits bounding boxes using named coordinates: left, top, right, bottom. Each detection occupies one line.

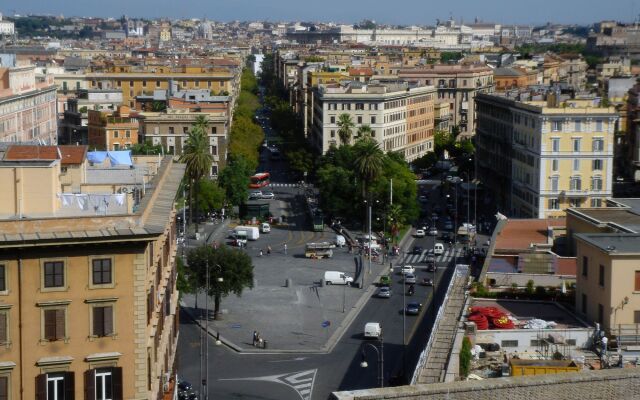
left=233, top=226, right=260, bottom=240
left=457, top=224, right=476, bottom=244
left=324, top=271, right=353, bottom=285
left=305, top=242, right=333, bottom=258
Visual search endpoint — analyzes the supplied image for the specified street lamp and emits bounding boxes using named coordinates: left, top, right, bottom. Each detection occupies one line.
left=202, top=262, right=224, bottom=400
left=360, top=339, right=385, bottom=388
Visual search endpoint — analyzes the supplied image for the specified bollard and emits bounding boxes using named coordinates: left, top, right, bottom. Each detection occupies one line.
left=263, top=340, right=268, bottom=349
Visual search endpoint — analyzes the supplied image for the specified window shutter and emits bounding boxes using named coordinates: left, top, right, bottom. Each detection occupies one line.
left=93, top=307, right=104, bottom=337
left=635, top=271, right=640, bottom=291
left=44, top=310, right=56, bottom=340
left=36, top=374, right=47, bottom=400
left=84, top=369, right=96, bottom=400
left=112, top=367, right=123, bottom=400
left=0, top=313, right=6, bottom=344
left=55, top=309, right=65, bottom=340
left=104, top=306, right=113, bottom=336
left=0, top=376, right=8, bottom=400
left=65, top=371, right=75, bottom=400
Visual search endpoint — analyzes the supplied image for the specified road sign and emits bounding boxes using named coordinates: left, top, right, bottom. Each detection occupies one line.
left=321, top=320, right=330, bottom=328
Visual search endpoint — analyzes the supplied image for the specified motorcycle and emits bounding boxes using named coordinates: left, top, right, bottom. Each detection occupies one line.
left=407, top=285, right=415, bottom=296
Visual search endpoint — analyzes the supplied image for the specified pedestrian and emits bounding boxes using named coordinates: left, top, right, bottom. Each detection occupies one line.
left=267, top=245, right=272, bottom=255
left=252, top=330, right=258, bottom=346
left=259, top=249, right=263, bottom=257
left=284, top=243, right=288, bottom=255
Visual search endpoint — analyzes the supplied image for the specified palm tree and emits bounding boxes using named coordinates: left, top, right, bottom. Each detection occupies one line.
left=337, top=113, right=354, bottom=146
left=357, top=124, right=373, bottom=139
left=180, top=126, right=213, bottom=233
left=353, top=137, right=384, bottom=197
left=194, top=115, right=210, bottom=134
left=387, top=204, right=403, bottom=244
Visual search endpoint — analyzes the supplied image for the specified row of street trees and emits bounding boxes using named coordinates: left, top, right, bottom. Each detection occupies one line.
left=411, top=127, right=475, bottom=175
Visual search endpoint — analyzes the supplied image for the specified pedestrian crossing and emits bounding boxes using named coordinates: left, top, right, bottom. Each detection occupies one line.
left=399, top=247, right=464, bottom=265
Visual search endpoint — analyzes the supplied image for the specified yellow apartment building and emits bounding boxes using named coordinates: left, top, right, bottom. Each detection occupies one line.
left=86, top=65, right=237, bottom=107
left=476, top=93, right=618, bottom=218
left=88, top=106, right=139, bottom=151
left=0, top=144, right=183, bottom=400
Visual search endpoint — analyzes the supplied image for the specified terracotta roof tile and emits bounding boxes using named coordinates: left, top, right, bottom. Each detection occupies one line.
left=495, top=218, right=565, bottom=251
left=5, top=145, right=87, bottom=165
left=556, top=257, right=576, bottom=276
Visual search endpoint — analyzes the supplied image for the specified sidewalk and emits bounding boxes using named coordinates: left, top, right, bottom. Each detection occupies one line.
left=180, top=225, right=415, bottom=354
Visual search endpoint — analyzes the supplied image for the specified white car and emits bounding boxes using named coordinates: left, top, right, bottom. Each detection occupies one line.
left=399, top=265, right=415, bottom=275
left=248, top=191, right=262, bottom=200
left=261, top=192, right=275, bottom=200
left=434, top=243, right=444, bottom=255
left=429, top=228, right=438, bottom=236
left=415, top=229, right=426, bottom=238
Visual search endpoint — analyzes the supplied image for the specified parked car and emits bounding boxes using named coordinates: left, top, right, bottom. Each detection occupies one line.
left=412, top=245, right=424, bottom=254
left=248, top=190, right=262, bottom=200
left=405, top=301, right=422, bottom=315
left=404, top=273, right=417, bottom=284
left=414, top=229, right=426, bottom=238
left=376, top=287, right=392, bottom=298
left=261, top=191, right=275, bottom=200
left=399, top=265, right=415, bottom=275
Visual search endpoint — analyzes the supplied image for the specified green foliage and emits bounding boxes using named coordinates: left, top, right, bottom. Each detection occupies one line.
left=460, top=337, right=472, bottom=378
left=526, top=280, right=535, bottom=295
left=355, top=19, right=377, bottom=29
left=151, top=101, right=166, bottom=112
left=79, top=106, right=88, bottom=113
left=357, top=124, right=373, bottom=138
left=516, top=43, right=586, bottom=56
left=535, top=285, right=547, bottom=298
left=353, top=137, right=384, bottom=194
left=180, top=128, right=213, bottom=182
left=412, top=151, right=438, bottom=171
left=176, top=256, right=195, bottom=297
left=337, top=113, right=355, bottom=146
left=195, top=179, right=225, bottom=213
left=303, top=55, right=325, bottom=62
left=434, top=130, right=454, bottom=157
left=185, top=245, right=255, bottom=317
left=130, top=139, right=164, bottom=155
left=229, top=115, right=263, bottom=170
left=218, top=154, right=252, bottom=207
left=441, top=52, right=463, bottom=63
left=471, top=282, right=495, bottom=298
left=241, top=68, right=259, bottom=94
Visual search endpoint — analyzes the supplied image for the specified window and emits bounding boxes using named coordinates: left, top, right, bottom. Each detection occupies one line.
left=0, top=265, right=5, bottom=292
left=210, top=145, right=218, bottom=156
left=582, top=256, right=588, bottom=277
left=501, top=340, right=518, bottom=347
left=330, top=130, right=335, bottom=138
left=591, top=177, right=603, bottom=191
left=0, top=375, right=7, bottom=400
left=86, top=367, right=122, bottom=400
left=156, top=80, right=161, bottom=88
left=113, top=131, right=119, bottom=138
left=43, top=308, right=65, bottom=342
left=330, top=116, right=335, bottom=124
left=549, top=198, right=559, bottom=210
left=567, top=339, right=577, bottom=346
left=574, top=119, right=582, bottom=132
left=599, top=264, right=605, bottom=287
left=635, top=311, right=640, bottom=324
left=552, top=120, right=562, bottom=132
left=183, top=127, right=189, bottom=134
left=357, top=116, right=362, bottom=124
left=92, top=305, right=114, bottom=337
left=591, top=198, right=602, bottom=207
left=582, top=293, right=587, bottom=313
left=552, top=138, right=560, bottom=152
left=371, top=116, right=376, bottom=124
left=570, top=198, right=582, bottom=207
left=43, top=261, right=64, bottom=289
left=573, top=159, right=580, bottom=171
left=92, top=259, right=113, bottom=286
left=0, top=310, right=7, bottom=345
left=598, top=303, right=604, bottom=324
left=635, top=271, right=640, bottom=291
left=36, top=372, right=74, bottom=400
left=552, top=159, right=559, bottom=172
left=550, top=176, right=559, bottom=192
left=125, top=130, right=131, bottom=138
left=570, top=177, right=582, bottom=191
left=596, top=120, right=603, bottom=131
left=113, top=144, right=120, bottom=151
left=211, top=127, right=217, bottom=134
left=211, top=165, right=218, bottom=176
left=572, top=138, right=581, bottom=152
left=169, top=127, right=174, bottom=134
left=593, top=159, right=603, bottom=171
left=592, top=138, right=604, bottom=152
left=142, top=80, right=147, bottom=87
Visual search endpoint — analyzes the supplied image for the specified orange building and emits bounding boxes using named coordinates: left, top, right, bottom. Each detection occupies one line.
left=88, top=106, right=140, bottom=151
left=493, top=67, right=539, bottom=91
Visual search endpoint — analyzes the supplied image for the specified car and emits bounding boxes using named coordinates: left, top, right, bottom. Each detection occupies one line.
left=376, top=287, right=392, bottom=298
left=434, top=243, right=445, bottom=255
left=248, top=190, right=262, bottom=200
left=404, top=273, right=417, bottom=284
left=379, top=275, right=391, bottom=286
left=405, top=301, right=422, bottom=315
left=443, top=222, right=454, bottom=231
left=260, top=192, right=275, bottom=200
left=426, top=263, right=436, bottom=272
left=418, top=195, right=428, bottom=203
left=429, top=227, right=438, bottom=236
left=421, top=277, right=434, bottom=286
left=412, top=245, right=424, bottom=254
left=399, top=265, right=415, bottom=275
left=431, top=213, right=439, bottom=222
left=414, top=229, right=426, bottom=238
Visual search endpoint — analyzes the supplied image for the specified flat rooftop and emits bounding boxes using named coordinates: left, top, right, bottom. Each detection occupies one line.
left=470, top=299, right=590, bottom=329
left=494, top=218, right=565, bottom=252
left=575, top=233, right=640, bottom=255
left=568, top=207, right=640, bottom=233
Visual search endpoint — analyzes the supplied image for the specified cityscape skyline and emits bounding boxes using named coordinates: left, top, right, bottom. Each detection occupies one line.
left=3, top=0, right=637, bottom=25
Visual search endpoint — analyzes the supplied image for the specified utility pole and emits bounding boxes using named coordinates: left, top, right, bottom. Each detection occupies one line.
left=368, top=204, right=372, bottom=274
left=204, top=261, right=209, bottom=400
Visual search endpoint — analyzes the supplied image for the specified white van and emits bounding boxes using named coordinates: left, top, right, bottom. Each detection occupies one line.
left=364, top=322, right=382, bottom=339
left=434, top=243, right=444, bottom=255
left=335, top=234, right=346, bottom=247
left=324, top=271, right=353, bottom=285
left=260, top=223, right=271, bottom=233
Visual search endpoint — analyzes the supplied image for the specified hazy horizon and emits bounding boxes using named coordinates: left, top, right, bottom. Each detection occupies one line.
left=2, top=0, right=637, bottom=26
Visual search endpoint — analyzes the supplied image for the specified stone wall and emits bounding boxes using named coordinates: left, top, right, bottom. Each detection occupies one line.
left=332, top=368, right=640, bottom=400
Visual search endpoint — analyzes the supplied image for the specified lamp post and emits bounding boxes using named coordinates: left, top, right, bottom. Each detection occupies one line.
left=202, top=262, right=223, bottom=400
left=360, top=339, right=385, bottom=388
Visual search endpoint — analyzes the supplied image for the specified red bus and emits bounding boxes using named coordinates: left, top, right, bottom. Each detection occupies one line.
left=249, top=172, right=270, bottom=188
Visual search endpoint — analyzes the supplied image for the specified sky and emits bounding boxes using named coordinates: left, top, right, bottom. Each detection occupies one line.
left=3, top=0, right=636, bottom=25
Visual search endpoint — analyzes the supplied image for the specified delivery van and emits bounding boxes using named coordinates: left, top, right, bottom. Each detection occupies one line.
left=324, top=271, right=353, bottom=285
left=234, top=226, right=260, bottom=240
left=260, top=223, right=271, bottom=233
left=364, top=322, right=382, bottom=339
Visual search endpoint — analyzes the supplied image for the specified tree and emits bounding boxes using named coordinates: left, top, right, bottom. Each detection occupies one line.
left=459, top=336, right=472, bottom=378
left=151, top=101, right=166, bottom=112
left=186, top=245, right=254, bottom=320
left=337, top=113, right=355, bottom=146
left=357, top=124, right=373, bottom=138
left=218, top=154, right=253, bottom=207
left=195, top=179, right=225, bottom=214
left=180, top=127, right=213, bottom=230
left=353, top=137, right=384, bottom=197
left=130, top=139, right=164, bottom=155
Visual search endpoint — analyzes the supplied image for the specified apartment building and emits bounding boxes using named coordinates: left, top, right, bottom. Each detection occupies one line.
left=398, top=64, right=494, bottom=137
left=310, top=81, right=435, bottom=161
left=0, top=145, right=183, bottom=400
left=476, top=93, right=618, bottom=218
left=88, top=106, right=139, bottom=151
left=625, top=82, right=640, bottom=181
left=59, top=89, right=124, bottom=145
left=86, top=64, right=238, bottom=107
left=0, top=62, right=57, bottom=144
left=493, top=67, right=539, bottom=91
